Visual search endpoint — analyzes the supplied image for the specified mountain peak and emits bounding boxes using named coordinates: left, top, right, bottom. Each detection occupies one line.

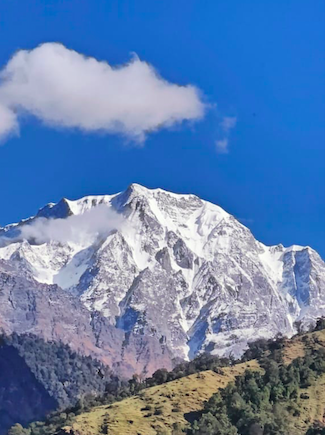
left=37, top=198, right=73, bottom=219
left=127, top=183, right=150, bottom=193
left=0, top=185, right=324, bottom=363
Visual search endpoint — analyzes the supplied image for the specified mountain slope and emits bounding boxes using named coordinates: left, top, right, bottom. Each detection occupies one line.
left=62, top=371, right=325, bottom=435
left=0, top=261, right=173, bottom=377
left=0, top=184, right=324, bottom=366
left=25, top=329, right=325, bottom=435
left=67, top=361, right=261, bottom=435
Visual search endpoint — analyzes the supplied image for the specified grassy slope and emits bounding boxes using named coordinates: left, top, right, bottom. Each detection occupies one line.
left=64, top=330, right=325, bottom=435
left=69, top=361, right=261, bottom=435
left=293, top=372, right=325, bottom=433
left=281, top=329, right=325, bottom=364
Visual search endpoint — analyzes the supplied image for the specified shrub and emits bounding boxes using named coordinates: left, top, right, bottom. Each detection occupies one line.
left=154, top=407, right=163, bottom=415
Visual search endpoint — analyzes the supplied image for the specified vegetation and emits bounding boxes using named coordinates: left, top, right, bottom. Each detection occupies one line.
left=59, top=361, right=260, bottom=435
left=188, top=347, right=325, bottom=434
left=306, top=422, right=325, bottom=434
left=6, top=318, right=325, bottom=435
left=145, top=353, right=233, bottom=388
left=2, top=333, right=114, bottom=409
left=8, top=355, right=240, bottom=435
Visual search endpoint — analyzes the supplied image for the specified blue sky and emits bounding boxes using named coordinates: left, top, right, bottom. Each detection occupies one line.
left=0, top=0, right=324, bottom=257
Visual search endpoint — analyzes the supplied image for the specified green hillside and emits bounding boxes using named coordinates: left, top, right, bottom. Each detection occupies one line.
left=67, top=361, right=261, bottom=435
left=9, top=328, right=325, bottom=435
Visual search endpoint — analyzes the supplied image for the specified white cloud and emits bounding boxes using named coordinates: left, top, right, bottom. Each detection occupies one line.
left=19, top=204, right=125, bottom=245
left=0, top=43, right=206, bottom=142
left=220, top=116, right=237, bottom=132
left=0, top=103, right=18, bottom=141
left=215, top=138, right=229, bottom=154
left=216, top=116, right=237, bottom=154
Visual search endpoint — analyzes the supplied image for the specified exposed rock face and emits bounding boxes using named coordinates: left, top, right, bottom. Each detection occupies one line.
left=0, top=344, right=57, bottom=435
left=0, top=261, right=172, bottom=377
left=0, top=184, right=324, bottom=367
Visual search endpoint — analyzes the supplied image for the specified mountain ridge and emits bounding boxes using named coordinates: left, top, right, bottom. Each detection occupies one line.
left=0, top=184, right=324, bottom=370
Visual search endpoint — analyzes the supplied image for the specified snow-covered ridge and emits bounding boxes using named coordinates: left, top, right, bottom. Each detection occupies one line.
left=0, top=183, right=324, bottom=360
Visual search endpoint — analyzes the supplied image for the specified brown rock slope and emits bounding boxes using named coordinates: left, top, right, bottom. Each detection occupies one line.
left=0, top=260, right=173, bottom=378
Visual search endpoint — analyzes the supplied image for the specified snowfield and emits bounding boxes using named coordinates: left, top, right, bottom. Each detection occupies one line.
left=1, top=183, right=324, bottom=360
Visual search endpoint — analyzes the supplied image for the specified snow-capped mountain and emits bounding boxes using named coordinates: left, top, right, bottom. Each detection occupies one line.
left=1, top=184, right=324, bottom=366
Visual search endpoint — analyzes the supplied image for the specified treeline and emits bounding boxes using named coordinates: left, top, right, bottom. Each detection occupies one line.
left=146, top=353, right=233, bottom=388
left=188, top=347, right=325, bottom=434
left=145, top=317, right=325, bottom=390
left=241, top=317, right=325, bottom=364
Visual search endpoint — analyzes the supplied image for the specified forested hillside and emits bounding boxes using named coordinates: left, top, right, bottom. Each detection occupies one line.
left=0, top=344, right=57, bottom=435
left=190, top=347, right=325, bottom=434
left=0, top=333, right=118, bottom=433
left=7, top=322, right=325, bottom=435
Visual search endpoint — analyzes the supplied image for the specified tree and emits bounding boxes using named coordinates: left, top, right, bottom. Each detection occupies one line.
left=8, top=424, right=30, bottom=435
left=172, top=422, right=185, bottom=434
left=191, top=412, right=238, bottom=435
left=152, top=368, right=169, bottom=385
left=306, top=421, right=325, bottom=434
left=294, top=320, right=304, bottom=335
left=314, top=317, right=325, bottom=331
left=249, top=423, right=263, bottom=435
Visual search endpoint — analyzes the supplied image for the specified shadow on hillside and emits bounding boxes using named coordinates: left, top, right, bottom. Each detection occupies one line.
left=184, top=410, right=203, bottom=424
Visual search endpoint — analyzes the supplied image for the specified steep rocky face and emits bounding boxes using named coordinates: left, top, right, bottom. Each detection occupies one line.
left=0, top=184, right=324, bottom=364
left=0, top=261, right=173, bottom=377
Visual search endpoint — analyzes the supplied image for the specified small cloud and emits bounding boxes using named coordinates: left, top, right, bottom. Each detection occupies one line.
left=0, top=204, right=126, bottom=247
left=0, top=43, right=206, bottom=143
left=216, top=138, right=229, bottom=154
left=21, top=205, right=125, bottom=245
left=215, top=116, right=237, bottom=154
left=220, top=116, right=237, bottom=132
